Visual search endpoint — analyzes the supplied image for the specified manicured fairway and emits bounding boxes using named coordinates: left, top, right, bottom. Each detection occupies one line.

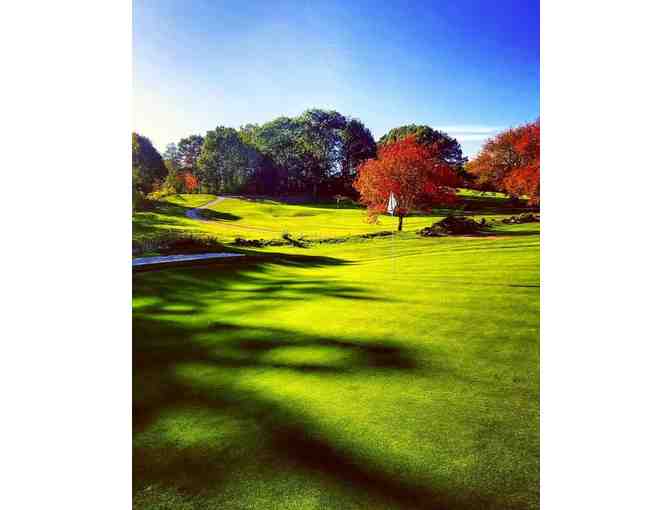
left=132, top=190, right=521, bottom=245
left=133, top=217, right=539, bottom=509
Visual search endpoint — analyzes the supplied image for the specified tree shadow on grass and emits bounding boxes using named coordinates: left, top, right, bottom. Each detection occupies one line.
left=133, top=251, right=393, bottom=306
left=133, top=252, right=520, bottom=510
left=133, top=316, right=507, bottom=510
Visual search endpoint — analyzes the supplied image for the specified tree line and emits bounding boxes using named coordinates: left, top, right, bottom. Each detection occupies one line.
left=132, top=110, right=468, bottom=200
left=132, top=109, right=539, bottom=207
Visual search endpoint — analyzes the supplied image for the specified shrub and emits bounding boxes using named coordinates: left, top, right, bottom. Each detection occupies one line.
left=419, top=215, right=488, bottom=236
left=282, top=233, right=308, bottom=248
left=233, top=237, right=288, bottom=248
left=501, top=213, right=540, bottom=224
left=232, top=230, right=395, bottom=248
left=232, top=233, right=307, bottom=248
left=146, top=189, right=173, bottom=201
left=133, top=233, right=227, bottom=256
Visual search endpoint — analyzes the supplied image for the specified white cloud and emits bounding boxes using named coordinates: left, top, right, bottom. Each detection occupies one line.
left=432, top=125, right=504, bottom=146
left=432, top=125, right=503, bottom=157
left=434, top=125, right=503, bottom=134
left=451, top=133, right=494, bottom=141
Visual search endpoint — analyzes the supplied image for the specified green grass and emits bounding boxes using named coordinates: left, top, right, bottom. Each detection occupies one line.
left=132, top=190, right=532, bottom=245
left=133, top=205, right=540, bottom=509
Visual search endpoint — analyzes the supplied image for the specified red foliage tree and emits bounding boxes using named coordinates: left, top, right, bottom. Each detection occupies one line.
left=467, top=120, right=540, bottom=205
left=181, top=171, right=199, bottom=193
left=353, top=135, right=460, bottom=230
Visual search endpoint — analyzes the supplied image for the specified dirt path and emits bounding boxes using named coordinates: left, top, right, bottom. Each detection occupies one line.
left=185, top=196, right=229, bottom=220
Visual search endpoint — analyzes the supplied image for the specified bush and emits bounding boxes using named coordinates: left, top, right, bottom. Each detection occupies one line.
left=232, top=230, right=395, bottom=248
left=233, top=237, right=288, bottom=248
left=282, top=233, right=308, bottom=248
left=232, top=233, right=307, bottom=248
left=133, top=195, right=158, bottom=212
left=419, top=215, right=488, bottom=236
left=501, top=213, right=540, bottom=224
left=146, top=188, right=174, bottom=201
left=133, top=233, right=227, bottom=256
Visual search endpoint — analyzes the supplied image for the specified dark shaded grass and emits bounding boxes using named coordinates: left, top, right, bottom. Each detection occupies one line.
left=133, top=250, right=535, bottom=509
left=134, top=223, right=540, bottom=509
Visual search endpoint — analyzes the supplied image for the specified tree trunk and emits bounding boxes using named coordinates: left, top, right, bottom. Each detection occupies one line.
left=397, top=214, right=404, bottom=231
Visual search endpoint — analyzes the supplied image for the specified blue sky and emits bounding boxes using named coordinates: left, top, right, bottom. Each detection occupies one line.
left=133, top=0, right=539, bottom=157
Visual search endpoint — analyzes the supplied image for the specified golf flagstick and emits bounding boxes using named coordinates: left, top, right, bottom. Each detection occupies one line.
left=387, top=192, right=398, bottom=277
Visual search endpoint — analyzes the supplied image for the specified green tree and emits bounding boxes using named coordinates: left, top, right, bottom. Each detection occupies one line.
left=341, top=118, right=376, bottom=190
left=162, top=160, right=182, bottom=194
left=379, top=125, right=467, bottom=173
left=176, top=134, right=204, bottom=169
left=297, top=109, right=347, bottom=198
left=196, top=127, right=263, bottom=193
left=132, top=133, right=166, bottom=193
left=249, top=117, right=310, bottom=192
left=163, top=143, right=179, bottom=168
left=238, top=124, right=260, bottom=146
left=132, top=166, right=142, bottom=211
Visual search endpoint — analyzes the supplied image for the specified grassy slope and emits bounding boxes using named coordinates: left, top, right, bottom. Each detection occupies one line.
left=132, top=190, right=525, bottom=244
left=133, top=214, right=539, bottom=509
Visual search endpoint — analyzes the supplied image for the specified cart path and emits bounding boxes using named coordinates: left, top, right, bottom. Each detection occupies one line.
left=133, top=197, right=244, bottom=266
left=133, top=252, right=244, bottom=267
left=185, top=196, right=230, bottom=220
left=184, top=195, right=288, bottom=234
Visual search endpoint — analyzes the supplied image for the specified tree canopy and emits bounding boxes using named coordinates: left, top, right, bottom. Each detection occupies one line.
left=354, top=135, right=460, bottom=230
left=378, top=124, right=467, bottom=172
left=132, top=111, right=540, bottom=205
left=136, top=109, right=377, bottom=198
left=196, top=127, right=266, bottom=194
left=132, top=133, right=166, bottom=193
left=176, top=135, right=204, bottom=169
left=232, top=109, right=376, bottom=197
left=467, top=120, right=540, bottom=205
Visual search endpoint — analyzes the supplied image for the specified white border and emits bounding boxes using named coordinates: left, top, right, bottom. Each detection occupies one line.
left=2, top=1, right=672, bottom=508
left=2, top=2, right=131, bottom=508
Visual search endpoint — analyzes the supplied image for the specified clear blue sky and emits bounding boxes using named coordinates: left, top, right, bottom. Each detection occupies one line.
left=133, top=0, right=539, bottom=157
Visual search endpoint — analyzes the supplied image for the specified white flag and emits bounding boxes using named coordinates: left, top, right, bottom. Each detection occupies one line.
left=387, top=192, right=398, bottom=215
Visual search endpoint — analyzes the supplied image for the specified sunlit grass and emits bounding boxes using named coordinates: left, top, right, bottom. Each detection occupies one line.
left=133, top=189, right=531, bottom=245
left=133, top=218, right=539, bottom=509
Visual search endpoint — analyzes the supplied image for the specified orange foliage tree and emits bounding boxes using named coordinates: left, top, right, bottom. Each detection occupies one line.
left=467, top=120, right=540, bottom=205
left=353, top=135, right=460, bottom=231
left=181, top=171, right=199, bottom=193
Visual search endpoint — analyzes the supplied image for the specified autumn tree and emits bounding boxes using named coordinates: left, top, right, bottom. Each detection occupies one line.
left=467, top=120, right=540, bottom=205
left=181, top=171, right=199, bottom=192
left=354, top=136, right=460, bottom=231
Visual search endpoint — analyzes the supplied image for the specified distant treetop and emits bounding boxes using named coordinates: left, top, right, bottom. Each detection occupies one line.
left=378, top=124, right=467, bottom=171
